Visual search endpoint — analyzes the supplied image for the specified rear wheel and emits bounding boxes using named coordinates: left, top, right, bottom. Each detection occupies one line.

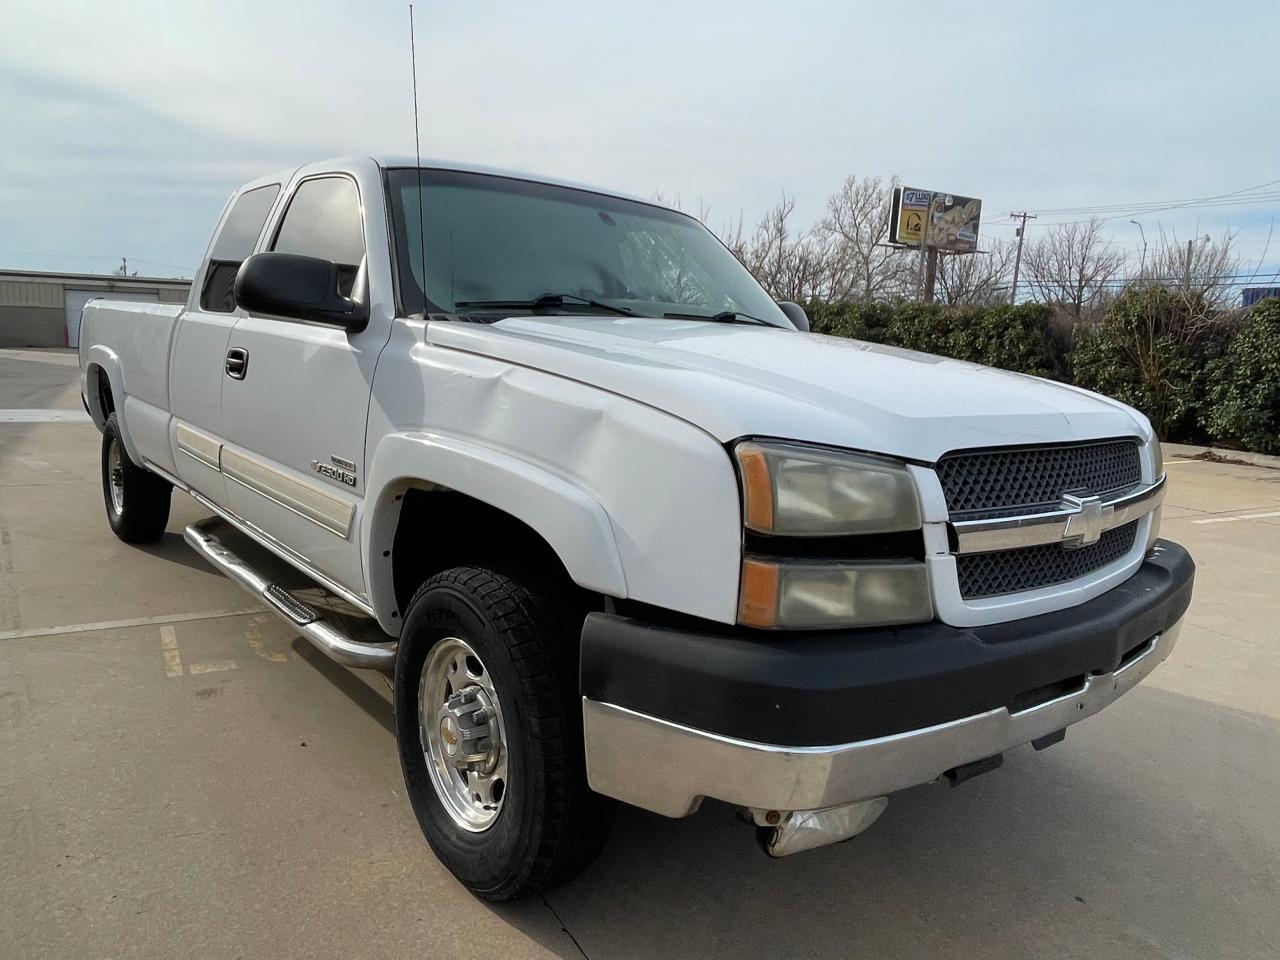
left=101, top=413, right=171, bottom=544
left=394, top=566, right=614, bottom=901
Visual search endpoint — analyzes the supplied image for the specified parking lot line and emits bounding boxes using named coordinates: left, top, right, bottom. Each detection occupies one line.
left=0, top=408, right=92, bottom=423
left=0, top=608, right=260, bottom=642
left=160, top=624, right=183, bottom=677
left=188, top=659, right=239, bottom=675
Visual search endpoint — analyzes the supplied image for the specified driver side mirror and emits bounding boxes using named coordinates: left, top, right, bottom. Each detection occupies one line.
left=777, top=301, right=810, bottom=333
left=234, top=252, right=368, bottom=332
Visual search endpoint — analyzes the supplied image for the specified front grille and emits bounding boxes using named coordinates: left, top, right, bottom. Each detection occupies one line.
left=957, top=521, right=1139, bottom=599
left=938, top=439, right=1141, bottom=519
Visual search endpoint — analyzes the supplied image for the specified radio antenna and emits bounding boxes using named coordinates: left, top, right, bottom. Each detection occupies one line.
left=409, top=4, right=427, bottom=316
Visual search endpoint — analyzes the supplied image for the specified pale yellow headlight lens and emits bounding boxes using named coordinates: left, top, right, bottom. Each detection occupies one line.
left=739, top=558, right=932, bottom=630
left=736, top=441, right=921, bottom=537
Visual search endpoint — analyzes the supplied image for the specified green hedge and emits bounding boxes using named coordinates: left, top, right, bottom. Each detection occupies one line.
left=1203, top=299, right=1280, bottom=453
left=1069, top=288, right=1215, bottom=441
left=806, top=294, right=1278, bottom=452
left=808, top=301, right=1058, bottom=378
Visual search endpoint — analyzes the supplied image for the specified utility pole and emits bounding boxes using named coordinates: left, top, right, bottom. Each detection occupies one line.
left=1009, top=211, right=1035, bottom=304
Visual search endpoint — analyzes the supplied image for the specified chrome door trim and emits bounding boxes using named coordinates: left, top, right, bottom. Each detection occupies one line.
left=949, top=475, right=1166, bottom=555
left=221, top=447, right=355, bottom=539
left=175, top=422, right=222, bottom=470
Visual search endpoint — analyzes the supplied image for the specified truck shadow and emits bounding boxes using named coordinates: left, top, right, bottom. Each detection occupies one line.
left=291, top=636, right=397, bottom=737
left=138, top=531, right=221, bottom=574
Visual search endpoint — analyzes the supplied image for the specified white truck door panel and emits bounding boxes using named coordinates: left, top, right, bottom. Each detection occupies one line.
left=220, top=172, right=390, bottom=597
left=220, top=318, right=379, bottom=591
left=170, top=182, right=283, bottom=503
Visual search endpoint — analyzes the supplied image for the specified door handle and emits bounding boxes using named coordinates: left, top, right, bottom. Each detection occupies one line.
left=225, top=347, right=248, bottom=380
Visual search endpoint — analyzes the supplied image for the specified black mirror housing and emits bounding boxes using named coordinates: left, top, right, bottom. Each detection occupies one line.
left=777, top=301, right=810, bottom=333
left=234, top=252, right=368, bottom=331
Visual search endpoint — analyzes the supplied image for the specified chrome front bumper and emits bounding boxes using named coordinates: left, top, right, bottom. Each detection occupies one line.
left=583, top=618, right=1182, bottom=818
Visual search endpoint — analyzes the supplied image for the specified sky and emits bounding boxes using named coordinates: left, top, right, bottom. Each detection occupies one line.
left=2, top=0, right=1279, bottom=286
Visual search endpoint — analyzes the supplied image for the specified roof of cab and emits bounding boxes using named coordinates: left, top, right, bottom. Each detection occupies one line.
left=234, top=156, right=665, bottom=212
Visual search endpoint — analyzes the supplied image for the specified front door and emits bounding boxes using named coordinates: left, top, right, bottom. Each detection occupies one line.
left=220, top=172, right=390, bottom=598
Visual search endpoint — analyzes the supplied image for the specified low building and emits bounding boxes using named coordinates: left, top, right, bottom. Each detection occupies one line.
left=0, top=269, right=191, bottom=348
left=1242, top=287, right=1280, bottom=308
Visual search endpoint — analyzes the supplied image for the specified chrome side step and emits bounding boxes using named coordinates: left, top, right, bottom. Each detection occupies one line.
left=184, top=517, right=397, bottom=670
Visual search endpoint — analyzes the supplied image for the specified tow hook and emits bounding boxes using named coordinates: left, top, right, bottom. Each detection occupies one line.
left=944, top=752, right=1004, bottom=787
left=749, top=797, right=889, bottom=858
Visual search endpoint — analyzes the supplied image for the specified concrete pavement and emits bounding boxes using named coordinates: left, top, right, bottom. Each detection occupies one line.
left=1, top=349, right=1277, bottom=959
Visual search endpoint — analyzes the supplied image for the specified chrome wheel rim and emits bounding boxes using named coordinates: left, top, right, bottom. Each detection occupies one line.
left=419, top=636, right=509, bottom=832
left=107, top=438, right=125, bottom=516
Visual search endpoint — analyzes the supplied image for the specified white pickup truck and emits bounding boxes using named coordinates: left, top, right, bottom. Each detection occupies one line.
left=79, top=156, right=1194, bottom=900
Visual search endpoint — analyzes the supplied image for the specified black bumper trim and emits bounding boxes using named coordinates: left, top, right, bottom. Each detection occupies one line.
left=581, top=540, right=1194, bottom=747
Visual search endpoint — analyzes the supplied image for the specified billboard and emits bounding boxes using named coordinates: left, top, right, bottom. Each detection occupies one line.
left=890, top=187, right=982, bottom=253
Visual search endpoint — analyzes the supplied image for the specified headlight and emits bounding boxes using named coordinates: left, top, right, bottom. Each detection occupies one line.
left=1146, top=436, right=1164, bottom=550
left=739, top=558, right=931, bottom=629
left=1149, top=436, right=1164, bottom=479
left=734, top=441, right=921, bottom=536
left=733, top=440, right=931, bottom=629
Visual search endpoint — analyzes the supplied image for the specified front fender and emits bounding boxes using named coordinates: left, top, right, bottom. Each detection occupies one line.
left=362, top=432, right=628, bottom=634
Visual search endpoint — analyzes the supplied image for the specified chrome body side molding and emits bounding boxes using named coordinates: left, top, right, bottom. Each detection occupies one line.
left=950, top=475, right=1166, bottom=555
left=582, top=618, right=1181, bottom=819
left=221, top=447, right=355, bottom=539
left=175, top=422, right=221, bottom=470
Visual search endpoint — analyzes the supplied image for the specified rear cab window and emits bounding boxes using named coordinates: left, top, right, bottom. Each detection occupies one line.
left=200, top=184, right=281, bottom=312
left=270, top=176, right=365, bottom=298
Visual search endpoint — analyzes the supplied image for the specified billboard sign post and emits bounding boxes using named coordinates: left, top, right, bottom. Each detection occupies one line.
left=889, top=186, right=983, bottom=302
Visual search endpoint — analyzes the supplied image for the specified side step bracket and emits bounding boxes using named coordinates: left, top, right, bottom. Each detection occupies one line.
left=184, top=517, right=397, bottom=670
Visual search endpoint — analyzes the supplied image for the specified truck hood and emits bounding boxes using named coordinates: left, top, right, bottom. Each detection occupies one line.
left=425, top=316, right=1148, bottom=462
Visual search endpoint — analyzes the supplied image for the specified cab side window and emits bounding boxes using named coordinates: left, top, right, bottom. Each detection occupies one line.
left=271, top=177, right=365, bottom=297
left=200, top=184, right=280, bottom=313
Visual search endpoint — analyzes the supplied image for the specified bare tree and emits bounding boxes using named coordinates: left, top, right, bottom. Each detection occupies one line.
left=1023, top=217, right=1126, bottom=320
left=1138, top=228, right=1240, bottom=313
left=812, top=175, right=913, bottom=301
left=934, top=239, right=1017, bottom=306
left=731, top=195, right=837, bottom=302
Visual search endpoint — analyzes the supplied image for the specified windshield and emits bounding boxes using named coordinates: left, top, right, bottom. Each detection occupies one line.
left=385, top=168, right=789, bottom=326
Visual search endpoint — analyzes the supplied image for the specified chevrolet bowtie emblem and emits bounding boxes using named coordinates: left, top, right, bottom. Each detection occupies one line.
left=1061, top=493, right=1110, bottom=549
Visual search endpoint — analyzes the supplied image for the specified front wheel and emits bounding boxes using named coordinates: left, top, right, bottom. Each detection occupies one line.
left=101, top=413, right=171, bottom=543
left=394, top=566, right=614, bottom=901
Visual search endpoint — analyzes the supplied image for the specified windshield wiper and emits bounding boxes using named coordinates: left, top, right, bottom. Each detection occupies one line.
left=663, top=310, right=773, bottom=327
left=454, top=293, right=635, bottom=317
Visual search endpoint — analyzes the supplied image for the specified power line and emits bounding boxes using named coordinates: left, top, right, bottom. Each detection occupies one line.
left=1009, top=175, right=1280, bottom=223
left=0, top=250, right=193, bottom=274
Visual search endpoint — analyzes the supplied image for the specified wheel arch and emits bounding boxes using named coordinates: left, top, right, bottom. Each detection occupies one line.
left=83, top=346, right=141, bottom=461
left=362, top=432, right=628, bottom=635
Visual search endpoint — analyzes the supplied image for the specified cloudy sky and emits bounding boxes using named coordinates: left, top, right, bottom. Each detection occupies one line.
left=3, top=0, right=1278, bottom=285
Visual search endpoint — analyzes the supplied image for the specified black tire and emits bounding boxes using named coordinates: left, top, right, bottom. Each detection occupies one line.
left=394, top=566, right=614, bottom=901
left=101, top=412, right=171, bottom=544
